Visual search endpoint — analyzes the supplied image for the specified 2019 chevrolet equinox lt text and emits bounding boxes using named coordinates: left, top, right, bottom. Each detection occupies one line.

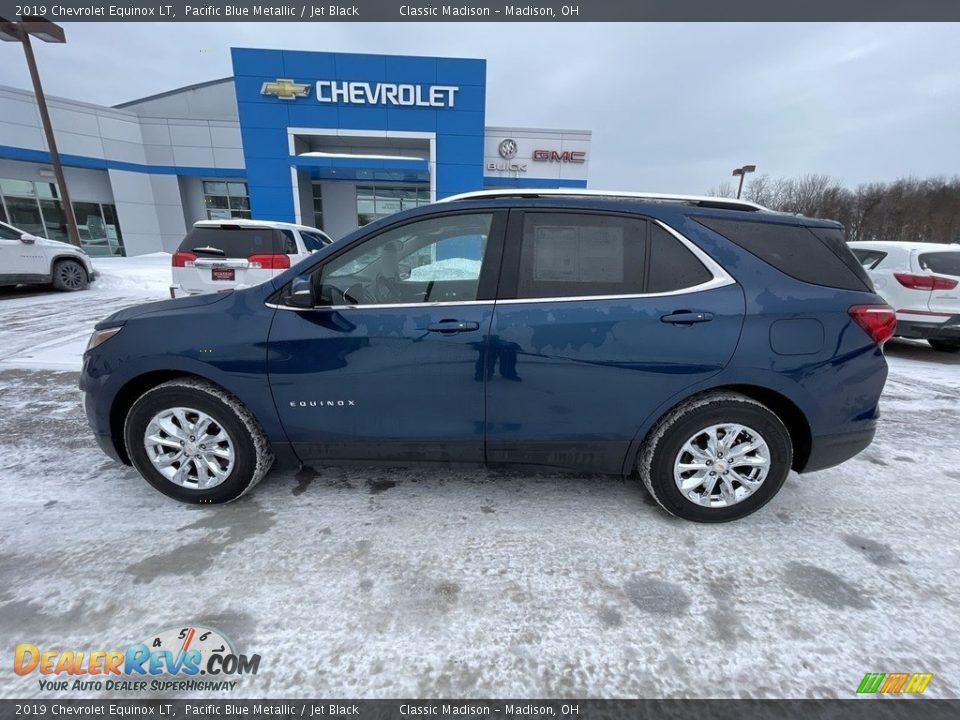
left=80, top=190, right=894, bottom=522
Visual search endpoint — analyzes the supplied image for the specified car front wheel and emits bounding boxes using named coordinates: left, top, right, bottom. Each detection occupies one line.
left=638, top=392, right=792, bottom=522
left=51, top=259, right=89, bottom=291
left=124, top=378, right=274, bottom=503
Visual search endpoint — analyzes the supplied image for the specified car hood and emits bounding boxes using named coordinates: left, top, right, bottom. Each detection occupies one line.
left=33, top=235, right=83, bottom=252
left=96, top=291, right=232, bottom=328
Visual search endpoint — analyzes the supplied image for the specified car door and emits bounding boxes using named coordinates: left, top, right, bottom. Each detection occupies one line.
left=267, top=210, right=506, bottom=465
left=485, top=209, right=746, bottom=474
left=0, top=222, right=38, bottom=278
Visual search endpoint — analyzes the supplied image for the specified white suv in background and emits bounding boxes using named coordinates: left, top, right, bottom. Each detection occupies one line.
left=171, top=219, right=333, bottom=296
left=0, top=219, right=97, bottom=292
left=849, top=241, right=960, bottom=352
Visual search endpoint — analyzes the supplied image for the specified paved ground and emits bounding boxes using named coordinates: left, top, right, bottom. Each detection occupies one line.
left=0, top=278, right=958, bottom=699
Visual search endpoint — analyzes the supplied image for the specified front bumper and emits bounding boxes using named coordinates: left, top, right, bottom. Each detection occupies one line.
left=800, top=427, right=876, bottom=473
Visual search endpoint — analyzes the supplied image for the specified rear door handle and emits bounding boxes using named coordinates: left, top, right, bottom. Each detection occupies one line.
left=427, top=319, right=480, bottom=334
left=661, top=311, right=714, bottom=325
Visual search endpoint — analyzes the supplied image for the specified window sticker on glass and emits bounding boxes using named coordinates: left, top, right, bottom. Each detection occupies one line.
left=533, top=225, right=624, bottom=283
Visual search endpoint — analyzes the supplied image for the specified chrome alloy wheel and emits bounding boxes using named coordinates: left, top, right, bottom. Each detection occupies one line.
left=673, top=423, right=771, bottom=508
left=143, top=407, right=235, bottom=489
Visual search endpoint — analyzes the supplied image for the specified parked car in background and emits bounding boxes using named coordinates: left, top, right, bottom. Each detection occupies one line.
left=83, top=190, right=894, bottom=522
left=849, top=241, right=960, bottom=352
left=0, top=219, right=97, bottom=292
left=171, top=219, right=333, bottom=296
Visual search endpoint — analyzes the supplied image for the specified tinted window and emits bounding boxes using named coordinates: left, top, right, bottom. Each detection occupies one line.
left=516, top=213, right=647, bottom=299
left=851, top=248, right=887, bottom=270
left=278, top=229, right=298, bottom=254
left=300, top=230, right=329, bottom=251
left=0, top=222, right=21, bottom=240
left=317, top=213, right=493, bottom=306
left=647, top=224, right=712, bottom=292
left=178, top=227, right=281, bottom=258
left=695, top=217, right=871, bottom=292
left=918, top=251, right=960, bottom=277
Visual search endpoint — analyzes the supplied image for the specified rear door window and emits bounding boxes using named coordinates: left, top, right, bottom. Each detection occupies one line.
left=299, top=231, right=330, bottom=251
left=178, top=227, right=281, bottom=258
left=918, top=251, right=960, bottom=276
left=512, top=213, right=647, bottom=299
left=507, top=212, right=714, bottom=300
left=695, top=217, right=872, bottom=292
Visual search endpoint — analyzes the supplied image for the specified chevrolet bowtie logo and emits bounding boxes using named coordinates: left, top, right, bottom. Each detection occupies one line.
left=260, top=78, right=310, bottom=100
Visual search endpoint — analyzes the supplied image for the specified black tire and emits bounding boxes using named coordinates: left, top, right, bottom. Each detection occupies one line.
left=124, top=378, right=274, bottom=503
left=638, top=392, right=792, bottom=522
left=51, top=259, right=89, bottom=291
left=928, top=339, right=960, bottom=353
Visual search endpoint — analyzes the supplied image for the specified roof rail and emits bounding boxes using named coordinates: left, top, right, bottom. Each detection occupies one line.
left=439, top=188, right=769, bottom=212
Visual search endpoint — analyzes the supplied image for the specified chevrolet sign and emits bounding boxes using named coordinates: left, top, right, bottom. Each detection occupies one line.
left=316, top=81, right=459, bottom=108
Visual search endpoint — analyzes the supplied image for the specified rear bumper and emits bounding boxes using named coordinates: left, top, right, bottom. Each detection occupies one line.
left=896, top=316, right=960, bottom=341
left=799, top=427, right=876, bottom=473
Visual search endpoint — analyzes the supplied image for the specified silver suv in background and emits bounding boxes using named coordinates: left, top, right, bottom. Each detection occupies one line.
left=171, top=219, right=333, bottom=297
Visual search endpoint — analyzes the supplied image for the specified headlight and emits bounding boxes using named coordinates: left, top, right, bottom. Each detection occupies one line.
left=86, top=327, right=122, bottom=352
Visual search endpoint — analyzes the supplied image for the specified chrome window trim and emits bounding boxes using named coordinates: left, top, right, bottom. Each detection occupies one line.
left=266, top=218, right=735, bottom=312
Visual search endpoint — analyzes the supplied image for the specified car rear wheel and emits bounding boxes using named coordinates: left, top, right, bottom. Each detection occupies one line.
left=928, top=339, right=960, bottom=353
left=124, top=378, right=274, bottom=503
left=51, top=259, right=89, bottom=291
left=638, top=392, right=792, bottom=522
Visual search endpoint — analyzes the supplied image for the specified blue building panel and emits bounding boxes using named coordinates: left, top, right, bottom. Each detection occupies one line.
left=232, top=48, right=488, bottom=223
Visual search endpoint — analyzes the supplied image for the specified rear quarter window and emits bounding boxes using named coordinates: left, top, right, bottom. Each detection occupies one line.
left=851, top=248, right=887, bottom=270
left=918, top=251, right=960, bottom=276
left=178, top=227, right=281, bottom=258
left=694, top=217, right=872, bottom=292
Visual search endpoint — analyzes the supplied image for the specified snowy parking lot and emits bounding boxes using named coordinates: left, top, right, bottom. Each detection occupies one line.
left=0, top=256, right=958, bottom=698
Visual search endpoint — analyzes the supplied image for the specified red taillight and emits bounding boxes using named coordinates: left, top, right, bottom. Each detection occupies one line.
left=172, top=251, right=197, bottom=268
left=849, top=305, right=897, bottom=345
left=893, top=272, right=958, bottom=291
left=248, top=253, right=290, bottom=270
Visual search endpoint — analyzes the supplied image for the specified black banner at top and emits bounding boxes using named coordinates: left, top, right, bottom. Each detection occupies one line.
left=0, top=0, right=959, bottom=21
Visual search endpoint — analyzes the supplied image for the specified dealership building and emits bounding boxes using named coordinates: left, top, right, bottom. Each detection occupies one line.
left=0, top=48, right=591, bottom=256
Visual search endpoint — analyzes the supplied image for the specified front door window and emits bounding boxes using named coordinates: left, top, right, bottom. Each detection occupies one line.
left=317, top=213, right=493, bottom=306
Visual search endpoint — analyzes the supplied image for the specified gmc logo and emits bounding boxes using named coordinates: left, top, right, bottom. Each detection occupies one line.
left=532, top=150, right=586, bottom=164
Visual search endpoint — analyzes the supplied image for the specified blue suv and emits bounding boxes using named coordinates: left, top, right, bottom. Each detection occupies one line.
left=80, top=190, right=895, bottom=522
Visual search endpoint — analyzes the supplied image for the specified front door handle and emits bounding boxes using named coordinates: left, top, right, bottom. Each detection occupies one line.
left=661, top=311, right=714, bottom=325
left=427, top=319, right=480, bottom=334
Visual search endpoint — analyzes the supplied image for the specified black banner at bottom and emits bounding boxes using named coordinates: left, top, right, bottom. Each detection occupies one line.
left=0, top=700, right=958, bottom=720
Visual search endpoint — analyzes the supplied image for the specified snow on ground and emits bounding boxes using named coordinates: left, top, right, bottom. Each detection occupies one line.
left=0, top=262, right=959, bottom=699
left=0, top=254, right=170, bottom=371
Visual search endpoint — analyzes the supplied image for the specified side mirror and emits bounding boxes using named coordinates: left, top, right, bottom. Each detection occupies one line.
left=20, top=234, right=36, bottom=245
left=285, top=275, right=314, bottom=309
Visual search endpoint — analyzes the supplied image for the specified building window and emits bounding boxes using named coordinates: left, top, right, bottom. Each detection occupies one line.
left=0, top=177, right=124, bottom=256
left=356, top=185, right=430, bottom=226
left=311, top=183, right=323, bottom=230
left=203, top=180, right=250, bottom=220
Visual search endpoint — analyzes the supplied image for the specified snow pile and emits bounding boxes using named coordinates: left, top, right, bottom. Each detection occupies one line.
left=91, top=252, right=172, bottom=297
left=408, top=258, right=481, bottom=281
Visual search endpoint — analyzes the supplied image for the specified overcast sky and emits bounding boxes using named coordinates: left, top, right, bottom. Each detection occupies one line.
left=1, top=22, right=958, bottom=193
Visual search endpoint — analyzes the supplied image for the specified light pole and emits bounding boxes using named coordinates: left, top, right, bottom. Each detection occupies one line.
left=731, top=164, right=756, bottom=200
left=0, top=16, right=81, bottom=248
